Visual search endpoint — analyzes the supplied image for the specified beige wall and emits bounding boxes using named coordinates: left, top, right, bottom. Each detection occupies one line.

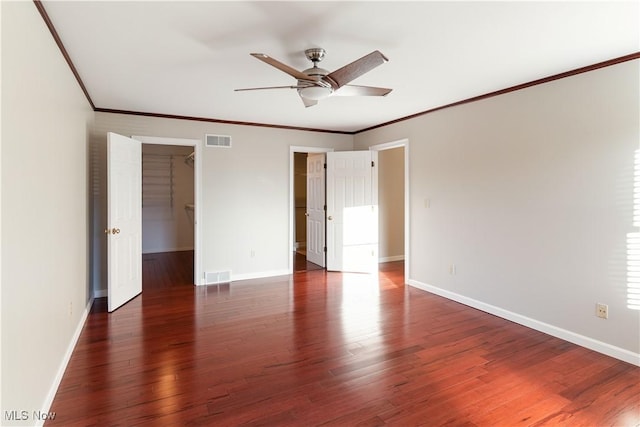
left=378, top=147, right=405, bottom=261
left=355, top=60, right=640, bottom=363
left=2, top=11, right=637, bottom=427
left=91, top=112, right=352, bottom=289
left=1, top=2, right=94, bottom=424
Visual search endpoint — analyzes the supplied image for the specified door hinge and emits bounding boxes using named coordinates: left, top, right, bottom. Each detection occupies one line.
left=324, top=163, right=327, bottom=169
left=323, top=246, right=327, bottom=252
left=324, top=204, right=326, bottom=211
left=371, top=161, right=375, bottom=167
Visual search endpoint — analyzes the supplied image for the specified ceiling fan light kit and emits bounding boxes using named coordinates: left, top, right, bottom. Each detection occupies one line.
left=236, top=48, right=392, bottom=107
left=298, top=85, right=333, bottom=100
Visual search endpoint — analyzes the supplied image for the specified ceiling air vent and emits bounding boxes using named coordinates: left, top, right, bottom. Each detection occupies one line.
left=206, top=134, right=232, bottom=148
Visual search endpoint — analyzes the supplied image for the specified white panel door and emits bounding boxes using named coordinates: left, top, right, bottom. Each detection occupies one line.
left=326, top=151, right=378, bottom=272
left=107, top=132, right=142, bottom=312
left=306, top=153, right=326, bottom=267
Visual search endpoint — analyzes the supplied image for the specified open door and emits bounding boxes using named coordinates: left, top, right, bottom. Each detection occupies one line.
left=326, top=151, right=378, bottom=273
left=107, top=132, right=142, bottom=312
left=306, top=153, right=326, bottom=267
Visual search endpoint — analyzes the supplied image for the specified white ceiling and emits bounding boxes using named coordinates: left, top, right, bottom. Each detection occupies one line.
left=41, top=1, right=639, bottom=133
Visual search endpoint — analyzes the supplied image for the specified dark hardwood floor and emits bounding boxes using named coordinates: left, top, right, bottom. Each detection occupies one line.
left=294, top=251, right=323, bottom=272
left=47, top=252, right=639, bottom=426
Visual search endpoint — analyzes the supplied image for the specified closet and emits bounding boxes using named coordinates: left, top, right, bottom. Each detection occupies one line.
left=141, top=144, right=195, bottom=254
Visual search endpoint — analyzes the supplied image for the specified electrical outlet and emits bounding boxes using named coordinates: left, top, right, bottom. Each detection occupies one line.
left=69, top=302, right=73, bottom=317
left=449, top=264, right=456, bottom=275
left=596, top=303, right=608, bottom=319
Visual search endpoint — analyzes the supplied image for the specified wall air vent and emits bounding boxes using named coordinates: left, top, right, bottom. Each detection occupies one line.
left=205, top=134, right=232, bottom=148
left=205, top=270, right=231, bottom=285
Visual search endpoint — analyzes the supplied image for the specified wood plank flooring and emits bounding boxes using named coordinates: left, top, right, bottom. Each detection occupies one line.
left=294, top=251, right=323, bottom=272
left=47, top=252, right=640, bottom=426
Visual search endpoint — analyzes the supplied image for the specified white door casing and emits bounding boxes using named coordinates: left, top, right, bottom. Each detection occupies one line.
left=132, top=135, right=201, bottom=285
left=306, top=153, right=326, bottom=267
left=370, top=139, right=409, bottom=280
left=289, top=146, right=333, bottom=274
left=326, top=151, right=378, bottom=273
left=107, top=132, right=142, bottom=312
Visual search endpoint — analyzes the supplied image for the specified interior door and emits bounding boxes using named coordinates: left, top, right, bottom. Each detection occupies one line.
left=326, top=151, right=378, bottom=273
left=107, top=132, right=142, bottom=312
left=306, top=153, right=326, bottom=267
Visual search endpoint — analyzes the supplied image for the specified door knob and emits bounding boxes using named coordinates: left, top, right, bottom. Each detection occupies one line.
left=112, top=228, right=121, bottom=234
left=305, top=212, right=309, bottom=217
left=327, top=215, right=333, bottom=221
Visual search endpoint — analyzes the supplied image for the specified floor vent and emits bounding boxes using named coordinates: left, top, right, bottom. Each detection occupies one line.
left=205, top=134, right=232, bottom=148
left=205, top=270, right=231, bottom=284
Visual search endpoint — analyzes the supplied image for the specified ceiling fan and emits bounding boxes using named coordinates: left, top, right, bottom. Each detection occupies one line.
left=235, top=48, right=392, bottom=107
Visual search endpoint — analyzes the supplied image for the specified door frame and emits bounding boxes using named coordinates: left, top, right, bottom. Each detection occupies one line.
left=289, top=146, right=334, bottom=274
left=369, top=139, right=410, bottom=280
left=133, top=135, right=203, bottom=285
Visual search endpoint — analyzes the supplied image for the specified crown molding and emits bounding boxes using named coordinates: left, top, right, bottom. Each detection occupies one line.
left=34, top=1, right=638, bottom=136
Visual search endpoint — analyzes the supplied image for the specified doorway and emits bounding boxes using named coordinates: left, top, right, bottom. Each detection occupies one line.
left=293, top=152, right=308, bottom=257
left=103, top=133, right=201, bottom=312
left=289, top=143, right=408, bottom=275
left=290, top=147, right=333, bottom=272
left=133, top=135, right=202, bottom=285
left=376, top=146, right=405, bottom=262
left=141, top=143, right=195, bottom=288
left=293, top=152, right=323, bottom=272
left=370, top=139, right=409, bottom=279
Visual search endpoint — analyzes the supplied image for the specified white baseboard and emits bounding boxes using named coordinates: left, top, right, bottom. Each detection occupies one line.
left=99, top=268, right=292, bottom=289
left=231, top=269, right=291, bottom=282
left=38, top=297, right=93, bottom=426
left=407, top=279, right=640, bottom=367
left=379, top=255, right=405, bottom=263
left=195, top=269, right=291, bottom=286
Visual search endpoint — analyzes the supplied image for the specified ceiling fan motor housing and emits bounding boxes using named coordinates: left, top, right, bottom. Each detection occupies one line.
left=299, top=50, right=333, bottom=100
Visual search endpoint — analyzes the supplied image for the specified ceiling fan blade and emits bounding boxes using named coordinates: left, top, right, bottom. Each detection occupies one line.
left=235, top=85, right=308, bottom=92
left=301, top=97, right=318, bottom=108
left=250, top=53, right=315, bottom=82
left=324, top=50, right=389, bottom=90
left=333, top=85, right=392, bottom=97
